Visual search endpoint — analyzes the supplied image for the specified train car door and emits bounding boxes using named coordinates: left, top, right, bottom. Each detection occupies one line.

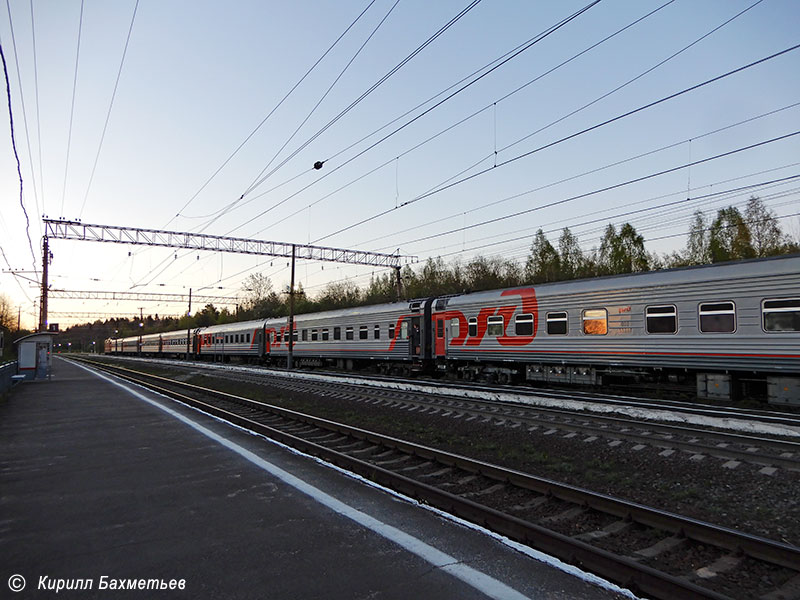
left=411, top=316, right=421, bottom=356
left=434, top=317, right=446, bottom=358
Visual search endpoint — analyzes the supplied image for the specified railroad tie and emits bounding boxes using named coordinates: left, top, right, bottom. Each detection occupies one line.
left=760, top=572, right=800, bottom=600
left=573, top=519, right=633, bottom=542
left=693, top=554, right=743, bottom=580
left=634, top=535, right=687, bottom=559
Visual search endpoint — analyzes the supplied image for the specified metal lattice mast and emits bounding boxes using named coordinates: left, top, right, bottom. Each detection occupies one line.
left=47, top=289, right=239, bottom=306
left=43, top=219, right=413, bottom=268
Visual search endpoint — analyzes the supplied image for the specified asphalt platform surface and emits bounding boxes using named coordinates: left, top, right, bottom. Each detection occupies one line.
left=0, top=357, right=631, bottom=599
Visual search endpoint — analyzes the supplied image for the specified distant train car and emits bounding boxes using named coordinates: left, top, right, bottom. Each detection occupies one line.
left=161, top=329, right=194, bottom=358
left=195, top=319, right=268, bottom=362
left=267, top=302, right=419, bottom=372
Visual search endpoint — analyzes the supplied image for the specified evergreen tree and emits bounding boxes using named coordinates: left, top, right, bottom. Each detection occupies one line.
left=524, top=229, right=560, bottom=283
left=685, top=210, right=710, bottom=265
left=709, top=206, right=756, bottom=262
left=558, top=227, right=584, bottom=279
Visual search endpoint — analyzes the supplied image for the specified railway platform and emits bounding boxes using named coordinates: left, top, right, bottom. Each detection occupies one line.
left=0, top=357, right=629, bottom=600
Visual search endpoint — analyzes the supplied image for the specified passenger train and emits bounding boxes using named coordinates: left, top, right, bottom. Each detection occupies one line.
left=105, top=254, right=800, bottom=405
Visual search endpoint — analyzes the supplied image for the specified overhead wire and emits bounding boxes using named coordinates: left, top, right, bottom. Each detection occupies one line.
left=312, top=42, right=800, bottom=244
left=0, top=37, right=38, bottom=275
left=59, top=0, right=85, bottom=218
left=29, top=0, right=44, bottom=217
left=132, top=0, right=394, bottom=289
left=78, top=0, right=139, bottom=219
left=195, top=0, right=402, bottom=235
left=229, top=0, right=603, bottom=234
left=166, top=0, right=381, bottom=229
left=497, top=0, right=765, bottom=156
left=358, top=101, right=800, bottom=250
left=377, top=130, right=800, bottom=248
left=4, top=0, right=41, bottom=239
left=240, top=0, right=488, bottom=198
left=408, top=170, right=800, bottom=258
left=428, top=175, right=800, bottom=260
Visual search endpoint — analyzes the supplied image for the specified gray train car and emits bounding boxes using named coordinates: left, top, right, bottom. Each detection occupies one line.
left=195, top=319, right=268, bottom=362
left=160, top=329, right=194, bottom=358
left=434, top=255, right=800, bottom=403
left=266, top=302, right=418, bottom=371
left=120, top=336, right=140, bottom=355
left=139, top=332, right=162, bottom=356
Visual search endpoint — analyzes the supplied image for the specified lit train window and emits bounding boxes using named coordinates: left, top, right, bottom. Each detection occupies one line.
left=359, top=326, right=368, bottom=340
left=468, top=317, right=477, bottom=337
left=346, top=327, right=354, bottom=341
left=515, top=313, right=534, bottom=336
left=450, top=318, right=459, bottom=337
left=763, top=298, right=800, bottom=332
left=546, top=312, right=568, bottom=335
left=646, top=305, right=676, bottom=334
left=582, top=309, right=607, bottom=335
left=400, top=321, right=409, bottom=339
left=699, top=302, right=735, bottom=333
left=374, top=325, right=380, bottom=340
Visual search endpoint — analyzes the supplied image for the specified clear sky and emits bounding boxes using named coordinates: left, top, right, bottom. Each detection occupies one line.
left=1, top=0, right=799, bottom=330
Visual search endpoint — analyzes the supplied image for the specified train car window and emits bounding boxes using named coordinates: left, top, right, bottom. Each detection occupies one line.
left=359, top=326, right=368, bottom=340
left=322, top=328, right=329, bottom=341
left=763, top=298, right=800, bottom=332
left=646, top=305, right=677, bottom=334
left=292, top=330, right=298, bottom=342
left=699, top=302, right=735, bottom=333
left=546, top=312, right=568, bottom=335
left=247, top=334, right=251, bottom=343
left=311, top=330, right=318, bottom=341
left=468, top=317, right=478, bottom=337
left=487, top=315, right=504, bottom=336
left=302, top=329, right=308, bottom=341
left=436, top=319, right=444, bottom=338
left=582, top=309, right=607, bottom=335
left=346, top=327, right=354, bottom=341
left=374, top=325, right=380, bottom=340
left=401, top=321, right=409, bottom=339
left=389, top=323, right=396, bottom=339
left=334, top=327, right=341, bottom=340
left=515, top=313, right=534, bottom=335
left=450, top=318, right=459, bottom=337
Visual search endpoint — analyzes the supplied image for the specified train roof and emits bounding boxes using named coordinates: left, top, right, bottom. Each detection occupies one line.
left=442, top=253, right=800, bottom=305
left=195, top=319, right=270, bottom=334
left=291, top=300, right=413, bottom=321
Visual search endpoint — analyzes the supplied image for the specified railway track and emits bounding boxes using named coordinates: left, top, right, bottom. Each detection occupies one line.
left=74, top=357, right=800, bottom=600
left=101, top=356, right=800, bottom=473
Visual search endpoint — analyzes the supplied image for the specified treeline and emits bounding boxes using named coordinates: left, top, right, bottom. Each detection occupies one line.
left=52, top=196, right=797, bottom=349
left=242, top=196, right=797, bottom=317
